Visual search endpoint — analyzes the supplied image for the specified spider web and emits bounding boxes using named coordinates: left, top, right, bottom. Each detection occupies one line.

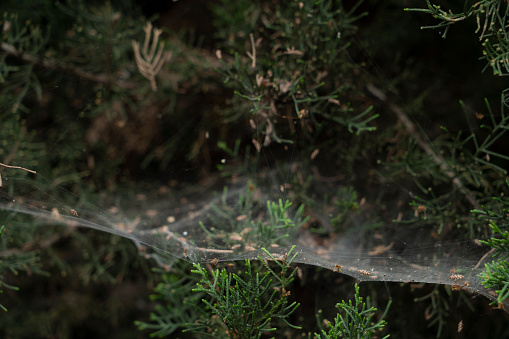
left=0, top=140, right=503, bottom=309
left=0, top=31, right=506, bottom=313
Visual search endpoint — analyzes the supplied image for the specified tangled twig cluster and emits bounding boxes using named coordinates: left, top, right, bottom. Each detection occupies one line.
left=132, top=22, right=172, bottom=91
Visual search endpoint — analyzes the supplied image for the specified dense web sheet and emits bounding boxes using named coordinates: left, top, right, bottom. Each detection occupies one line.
left=0, top=167, right=502, bottom=308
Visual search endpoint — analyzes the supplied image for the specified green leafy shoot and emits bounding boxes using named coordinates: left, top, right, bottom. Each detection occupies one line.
left=472, top=180, right=509, bottom=306
left=405, top=0, right=509, bottom=76
left=461, top=96, right=509, bottom=174
left=213, top=0, right=377, bottom=146
left=481, top=259, right=509, bottom=305
left=472, top=180, right=509, bottom=259
left=134, top=260, right=204, bottom=338
left=405, top=0, right=507, bottom=40
left=188, top=246, right=300, bottom=338
left=315, top=283, right=391, bottom=339
left=200, top=183, right=308, bottom=250
left=477, top=220, right=509, bottom=260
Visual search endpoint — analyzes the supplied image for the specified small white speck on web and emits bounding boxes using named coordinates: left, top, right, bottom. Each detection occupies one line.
left=183, top=231, right=188, bottom=236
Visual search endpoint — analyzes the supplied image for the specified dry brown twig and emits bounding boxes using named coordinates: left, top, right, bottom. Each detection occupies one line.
left=0, top=162, right=36, bottom=174
left=246, top=33, right=257, bottom=68
left=132, top=22, right=172, bottom=91
left=0, top=162, right=36, bottom=189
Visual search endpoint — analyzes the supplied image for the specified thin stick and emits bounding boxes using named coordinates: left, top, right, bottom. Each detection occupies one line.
left=0, top=162, right=36, bottom=174
left=474, top=247, right=495, bottom=269
left=247, top=33, right=256, bottom=68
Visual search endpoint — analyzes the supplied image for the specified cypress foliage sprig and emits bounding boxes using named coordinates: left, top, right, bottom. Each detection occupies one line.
left=406, top=0, right=509, bottom=76
left=472, top=181, right=509, bottom=306
left=188, top=246, right=301, bottom=338
left=315, top=284, right=391, bottom=339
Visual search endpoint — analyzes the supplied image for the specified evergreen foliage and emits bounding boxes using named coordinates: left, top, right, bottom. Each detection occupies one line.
left=406, top=0, right=509, bottom=76
left=198, top=183, right=308, bottom=251
left=215, top=0, right=378, bottom=145
left=134, top=259, right=204, bottom=337
left=1, top=0, right=509, bottom=338
left=315, top=284, right=390, bottom=339
left=407, top=0, right=509, bottom=318
left=188, top=247, right=300, bottom=338
left=472, top=181, right=509, bottom=306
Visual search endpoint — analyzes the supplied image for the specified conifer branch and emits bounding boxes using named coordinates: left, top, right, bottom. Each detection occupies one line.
left=367, top=83, right=480, bottom=209
left=0, top=42, right=137, bottom=89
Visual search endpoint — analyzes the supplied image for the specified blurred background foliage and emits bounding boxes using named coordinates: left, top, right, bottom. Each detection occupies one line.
left=1, top=0, right=509, bottom=338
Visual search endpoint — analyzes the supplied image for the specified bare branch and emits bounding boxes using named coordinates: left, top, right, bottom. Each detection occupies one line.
left=246, top=33, right=256, bottom=68
left=0, top=162, right=36, bottom=174
left=132, top=22, right=172, bottom=91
